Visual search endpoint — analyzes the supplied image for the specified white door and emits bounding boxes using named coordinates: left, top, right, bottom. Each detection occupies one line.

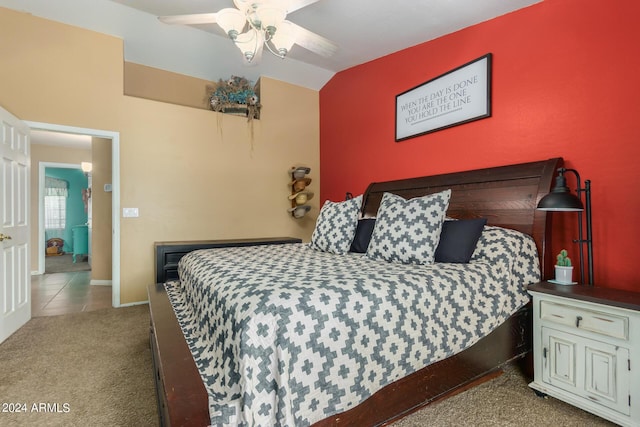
left=0, top=106, right=30, bottom=344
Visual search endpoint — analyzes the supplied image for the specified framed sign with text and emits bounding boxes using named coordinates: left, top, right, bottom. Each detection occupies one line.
left=395, top=54, right=492, bottom=141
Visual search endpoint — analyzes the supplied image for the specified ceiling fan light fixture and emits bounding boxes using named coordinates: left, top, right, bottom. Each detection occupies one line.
left=234, top=29, right=260, bottom=62
left=159, top=0, right=337, bottom=64
left=270, top=21, right=296, bottom=57
left=254, top=5, right=286, bottom=36
left=216, top=8, right=246, bottom=39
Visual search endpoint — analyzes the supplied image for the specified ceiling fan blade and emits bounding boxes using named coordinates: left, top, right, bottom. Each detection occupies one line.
left=234, top=0, right=320, bottom=14
left=288, top=21, right=337, bottom=57
left=158, top=13, right=218, bottom=25
left=287, top=0, right=321, bottom=13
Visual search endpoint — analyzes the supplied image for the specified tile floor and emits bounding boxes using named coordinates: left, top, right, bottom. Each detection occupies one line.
left=31, top=271, right=112, bottom=317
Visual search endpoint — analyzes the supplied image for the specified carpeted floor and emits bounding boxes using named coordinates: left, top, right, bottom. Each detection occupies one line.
left=0, top=305, right=158, bottom=426
left=0, top=305, right=616, bottom=427
left=393, top=363, right=615, bottom=427
left=45, top=254, right=91, bottom=274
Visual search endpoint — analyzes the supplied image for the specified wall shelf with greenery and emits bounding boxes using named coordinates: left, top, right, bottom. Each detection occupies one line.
left=207, top=76, right=261, bottom=120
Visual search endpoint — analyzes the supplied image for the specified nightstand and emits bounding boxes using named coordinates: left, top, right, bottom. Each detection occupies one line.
left=528, top=282, right=640, bottom=426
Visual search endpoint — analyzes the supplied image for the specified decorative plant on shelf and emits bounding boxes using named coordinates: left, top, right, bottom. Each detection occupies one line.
left=554, top=249, right=574, bottom=284
left=206, top=75, right=261, bottom=121
left=556, top=249, right=572, bottom=267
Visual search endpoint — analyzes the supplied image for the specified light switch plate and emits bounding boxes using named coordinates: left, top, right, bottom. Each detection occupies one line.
left=122, top=207, right=139, bottom=217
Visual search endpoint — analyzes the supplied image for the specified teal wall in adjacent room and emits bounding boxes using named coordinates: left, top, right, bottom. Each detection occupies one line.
left=45, top=167, right=88, bottom=252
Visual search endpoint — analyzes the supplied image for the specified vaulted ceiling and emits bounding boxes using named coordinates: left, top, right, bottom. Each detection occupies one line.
left=1, top=0, right=541, bottom=90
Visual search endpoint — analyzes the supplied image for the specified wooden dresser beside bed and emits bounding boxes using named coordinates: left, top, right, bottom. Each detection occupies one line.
left=148, top=157, right=562, bottom=427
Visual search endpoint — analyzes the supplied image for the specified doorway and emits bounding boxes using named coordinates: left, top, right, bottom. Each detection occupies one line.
left=35, top=160, right=105, bottom=317
left=27, top=121, right=121, bottom=308
left=41, top=162, right=90, bottom=274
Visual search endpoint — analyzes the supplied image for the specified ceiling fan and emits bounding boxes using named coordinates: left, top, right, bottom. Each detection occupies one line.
left=158, top=0, right=338, bottom=64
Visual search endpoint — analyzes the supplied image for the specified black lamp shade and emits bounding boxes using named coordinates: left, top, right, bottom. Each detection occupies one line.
left=537, top=170, right=584, bottom=211
left=537, top=192, right=584, bottom=211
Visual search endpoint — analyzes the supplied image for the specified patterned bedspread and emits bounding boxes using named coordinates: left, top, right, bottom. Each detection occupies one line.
left=165, top=226, right=539, bottom=426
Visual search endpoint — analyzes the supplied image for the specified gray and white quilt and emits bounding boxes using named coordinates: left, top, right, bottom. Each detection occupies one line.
left=165, top=226, right=539, bottom=426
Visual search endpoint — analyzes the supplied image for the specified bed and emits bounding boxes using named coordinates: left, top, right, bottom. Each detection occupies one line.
left=148, top=157, right=562, bottom=426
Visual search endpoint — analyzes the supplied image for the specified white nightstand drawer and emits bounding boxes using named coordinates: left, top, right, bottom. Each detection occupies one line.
left=540, top=300, right=628, bottom=340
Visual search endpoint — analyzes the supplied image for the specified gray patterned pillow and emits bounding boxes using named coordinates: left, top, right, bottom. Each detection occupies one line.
left=366, top=190, right=451, bottom=264
left=310, top=195, right=363, bottom=254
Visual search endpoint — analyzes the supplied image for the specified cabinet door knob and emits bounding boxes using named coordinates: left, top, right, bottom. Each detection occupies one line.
left=576, top=316, right=583, bottom=327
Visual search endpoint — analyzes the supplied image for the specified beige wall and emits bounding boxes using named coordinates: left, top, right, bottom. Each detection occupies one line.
left=1, top=7, right=320, bottom=304
left=124, top=62, right=214, bottom=110
left=91, top=137, right=112, bottom=281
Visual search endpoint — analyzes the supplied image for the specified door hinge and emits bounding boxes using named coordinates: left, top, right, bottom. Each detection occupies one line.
left=543, top=347, right=547, bottom=359
left=629, top=395, right=631, bottom=407
left=629, top=359, right=631, bottom=371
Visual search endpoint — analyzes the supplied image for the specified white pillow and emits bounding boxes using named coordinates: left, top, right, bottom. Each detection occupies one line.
left=310, top=195, right=363, bottom=255
left=366, top=190, right=451, bottom=264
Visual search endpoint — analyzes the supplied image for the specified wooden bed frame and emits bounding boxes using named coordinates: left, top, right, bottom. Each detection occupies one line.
left=148, top=157, right=562, bottom=427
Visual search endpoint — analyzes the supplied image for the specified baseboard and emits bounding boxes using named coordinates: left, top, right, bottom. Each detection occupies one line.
left=119, top=300, right=149, bottom=308
left=90, top=279, right=112, bottom=286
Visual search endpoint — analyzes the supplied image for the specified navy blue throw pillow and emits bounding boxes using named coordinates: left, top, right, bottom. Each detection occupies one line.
left=349, top=218, right=377, bottom=253
left=435, top=218, right=488, bottom=263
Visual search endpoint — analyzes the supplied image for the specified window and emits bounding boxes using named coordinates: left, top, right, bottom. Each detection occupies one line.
left=44, top=195, right=66, bottom=229
left=44, top=176, right=68, bottom=231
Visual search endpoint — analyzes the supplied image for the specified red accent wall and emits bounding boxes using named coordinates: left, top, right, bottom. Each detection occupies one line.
left=320, top=0, right=640, bottom=291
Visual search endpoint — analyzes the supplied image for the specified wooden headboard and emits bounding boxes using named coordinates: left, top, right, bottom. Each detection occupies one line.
left=361, top=158, right=562, bottom=279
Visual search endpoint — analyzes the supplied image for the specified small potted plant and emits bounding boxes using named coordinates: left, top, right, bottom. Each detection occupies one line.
left=555, top=249, right=574, bottom=284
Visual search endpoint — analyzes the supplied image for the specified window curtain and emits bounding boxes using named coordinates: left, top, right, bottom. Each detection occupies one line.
left=44, top=177, right=68, bottom=240
left=44, top=176, right=68, bottom=197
